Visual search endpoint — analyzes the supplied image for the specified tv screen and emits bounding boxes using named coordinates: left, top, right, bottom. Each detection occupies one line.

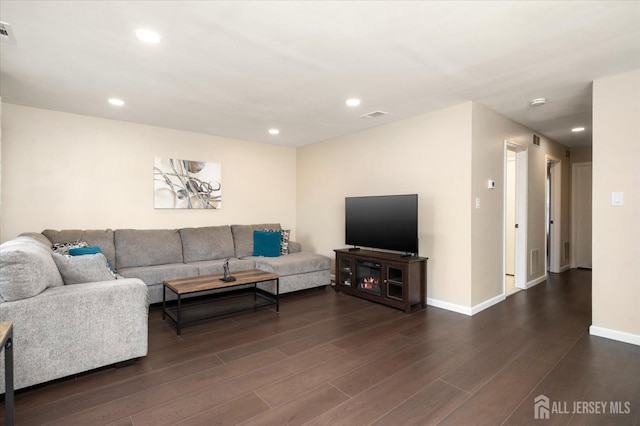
left=345, top=194, right=418, bottom=255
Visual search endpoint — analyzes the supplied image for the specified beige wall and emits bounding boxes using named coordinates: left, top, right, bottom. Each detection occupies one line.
left=571, top=146, right=592, bottom=164
left=297, top=102, right=474, bottom=307
left=470, top=103, right=571, bottom=305
left=592, top=69, right=640, bottom=343
left=0, top=104, right=297, bottom=241
left=298, top=100, right=571, bottom=312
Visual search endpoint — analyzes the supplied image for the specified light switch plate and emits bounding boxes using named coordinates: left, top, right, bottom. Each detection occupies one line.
left=611, top=192, right=624, bottom=206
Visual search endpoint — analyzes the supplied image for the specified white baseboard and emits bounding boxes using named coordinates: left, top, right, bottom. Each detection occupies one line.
left=426, top=298, right=472, bottom=316
left=559, top=264, right=571, bottom=273
left=527, top=274, right=547, bottom=288
left=589, top=325, right=640, bottom=346
left=470, top=294, right=505, bottom=315
left=427, top=293, right=505, bottom=317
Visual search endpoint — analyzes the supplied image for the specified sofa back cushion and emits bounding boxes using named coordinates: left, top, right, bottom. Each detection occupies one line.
left=0, top=237, right=64, bottom=302
left=115, top=229, right=183, bottom=269
left=42, top=229, right=116, bottom=267
left=179, top=226, right=234, bottom=263
left=231, top=223, right=281, bottom=258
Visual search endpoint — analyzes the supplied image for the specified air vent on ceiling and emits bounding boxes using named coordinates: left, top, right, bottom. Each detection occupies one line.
left=0, top=21, right=16, bottom=44
left=533, top=134, right=541, bottom=147
left=360, top=110, right=388, bottom=119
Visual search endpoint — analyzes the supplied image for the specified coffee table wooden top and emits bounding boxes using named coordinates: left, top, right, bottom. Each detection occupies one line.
left=163, top=269, right=279, bottom=295
left=0, top=321, right=13, bottom=347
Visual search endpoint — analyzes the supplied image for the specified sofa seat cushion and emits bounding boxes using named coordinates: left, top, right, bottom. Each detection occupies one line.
left=251, top=252, right=331, bottom=277
left=115, top=229, right=183, bottom=269
left=0, top=237, right=64, bottom=302
left=179, top=226, right=234, bottom=263
left=231, top=224, right=281, bottom=258
left=187, top=258, right=255, bottom=276
left=118, top=263, right=199, bottom=286
left=43, top=229, right=116, bottom=268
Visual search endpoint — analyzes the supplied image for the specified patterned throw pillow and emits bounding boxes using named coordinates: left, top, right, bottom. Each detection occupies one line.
left=52, top=240, right=88, bottom=255
left=280, top=229, right=290, bottom=255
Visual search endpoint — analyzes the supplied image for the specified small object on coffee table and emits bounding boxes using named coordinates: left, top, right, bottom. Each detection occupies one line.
left=220, top=258, right=236, bottom=282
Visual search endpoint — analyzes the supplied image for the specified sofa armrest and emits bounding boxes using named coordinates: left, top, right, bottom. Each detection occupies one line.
left=288, top=241, right=302, bottom=253
left=0, top=278, right=149, bottom=392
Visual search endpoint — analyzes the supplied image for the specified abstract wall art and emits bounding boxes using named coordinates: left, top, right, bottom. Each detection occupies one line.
left=154, top=157, right=222, bottom=209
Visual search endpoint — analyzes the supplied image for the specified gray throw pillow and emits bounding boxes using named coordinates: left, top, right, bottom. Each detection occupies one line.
left=52, top=253, right=116, bottom=285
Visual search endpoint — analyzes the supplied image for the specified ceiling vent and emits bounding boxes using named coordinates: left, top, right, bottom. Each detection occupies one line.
left=0, top=22, right=16, bottom=44
left=360, top=110, right=388, bottom=119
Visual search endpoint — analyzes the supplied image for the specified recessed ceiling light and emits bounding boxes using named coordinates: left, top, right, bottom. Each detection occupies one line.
left=108, top=98, right=125, bottom=106
left=571, top=127, right=585, bottom=132
left=268, top=128, right=280, bottom=135
left=346, top=98, right=361, bottom=107
left=135, top=29, right=162, bottom=44
left=529, top=98, right=546, bottom=106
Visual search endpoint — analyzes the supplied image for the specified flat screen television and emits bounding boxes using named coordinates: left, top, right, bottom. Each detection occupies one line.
left=345, top=194, right=418, bottom=255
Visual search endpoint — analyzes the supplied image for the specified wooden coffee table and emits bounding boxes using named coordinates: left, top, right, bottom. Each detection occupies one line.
left=162, top=269, right=279, bottom=335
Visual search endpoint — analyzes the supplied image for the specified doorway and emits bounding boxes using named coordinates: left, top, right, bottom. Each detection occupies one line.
left=546, top=155, right=562, bottom=273
left=504, top=141, right=527, bottom=296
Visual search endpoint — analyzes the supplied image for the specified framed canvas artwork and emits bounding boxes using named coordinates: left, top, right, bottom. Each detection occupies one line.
left=154, top=157, right=222, bottom=209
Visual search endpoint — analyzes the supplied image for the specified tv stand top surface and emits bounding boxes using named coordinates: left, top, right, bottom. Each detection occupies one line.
left=335, top=248, right=427, bottom=262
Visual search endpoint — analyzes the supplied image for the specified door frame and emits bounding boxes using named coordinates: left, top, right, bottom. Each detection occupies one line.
left=504, top=140, right=528, bottom=293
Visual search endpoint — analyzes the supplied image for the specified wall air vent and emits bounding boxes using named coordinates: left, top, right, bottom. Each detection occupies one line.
left=360, top=110, right=388, bottom=119
left=533, top=134, right=541, bottom=147
left=530, top=248, right=540, bottom=275
left=565, top=150, right=571, bottom=159
left=0, top=21, right=16, bottom=44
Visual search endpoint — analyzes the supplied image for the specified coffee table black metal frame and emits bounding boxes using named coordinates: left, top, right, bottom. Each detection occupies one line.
left=162, top=269, right=279, bottom=336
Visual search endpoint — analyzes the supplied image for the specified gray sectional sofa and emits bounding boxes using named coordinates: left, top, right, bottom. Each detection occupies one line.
left=42, top=223, right=331, bottom=303
left=0, top=223, right=330, bottom=392
left=0, top=234, right=149, bottom=393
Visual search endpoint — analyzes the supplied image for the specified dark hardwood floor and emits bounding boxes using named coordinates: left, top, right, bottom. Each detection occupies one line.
left=3, top=269, right=640, bottom=425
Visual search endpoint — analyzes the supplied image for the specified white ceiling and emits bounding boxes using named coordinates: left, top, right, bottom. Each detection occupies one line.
left=1, top=1, right=639, bottom=148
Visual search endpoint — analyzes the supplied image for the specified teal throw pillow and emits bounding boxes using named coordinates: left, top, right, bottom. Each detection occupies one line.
left=253, top=230, right=281, bottom=257
left=68, top=246, right=102, bottom=256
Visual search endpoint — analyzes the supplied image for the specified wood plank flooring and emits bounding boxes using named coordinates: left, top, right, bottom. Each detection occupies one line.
left=2, top=269, right=640, bottom=425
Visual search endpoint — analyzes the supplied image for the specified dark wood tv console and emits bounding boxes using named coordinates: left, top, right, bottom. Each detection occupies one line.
left=334, top=249, right=428, bottom=313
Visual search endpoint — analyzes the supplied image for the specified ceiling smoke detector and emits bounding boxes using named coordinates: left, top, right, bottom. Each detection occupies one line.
left=360, top=110, right=388, bottom=119
left=529, top=97, right=547, bottom=107
left=0, top=21, right=17, bottom=44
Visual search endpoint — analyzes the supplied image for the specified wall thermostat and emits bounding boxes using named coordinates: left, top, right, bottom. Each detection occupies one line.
left=487, top=179, right=496, bottom=189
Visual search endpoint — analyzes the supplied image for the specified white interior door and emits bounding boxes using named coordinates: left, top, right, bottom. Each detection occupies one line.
left=573, top=162, right=592, bottom=268
left=504, top=141, right=527, bottom=292
left=505, top=151, right=516, bottom=276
